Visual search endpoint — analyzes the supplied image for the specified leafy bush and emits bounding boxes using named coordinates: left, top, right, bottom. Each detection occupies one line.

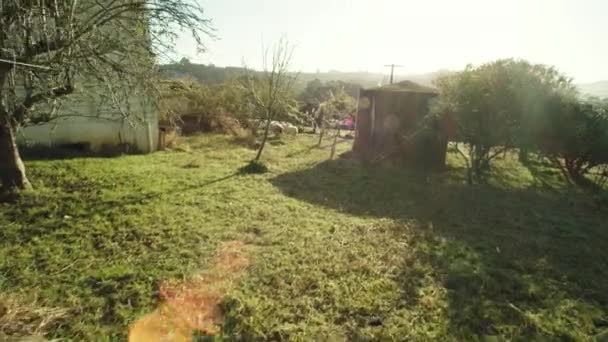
left=532, top=98, right=608, bottom=185
left=159, top=78, right=253, bottom=135
left=432, top=59, right=577, bottom=183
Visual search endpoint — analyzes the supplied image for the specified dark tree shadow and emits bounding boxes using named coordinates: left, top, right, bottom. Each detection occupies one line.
left=520, top=157, right=568, bottom=189
left=522, top=158, right=608, bottom=201
left=0, top=169, right=241, bottom=338
left=284, top=144, right=318, bottom=158
left=20, top=143, right=142, bottom=160
left=1, top=172, right=239, bottom=244
left=284, top=138, right=353, bottom=158
left=270, top=159, right=608, bottom=339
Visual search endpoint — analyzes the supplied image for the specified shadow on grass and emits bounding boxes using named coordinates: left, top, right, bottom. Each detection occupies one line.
left=20, top=143, right=139, bottom=161
left=521, top=157, right=568, bottom=189
left=284, top=138, right=351, bottom=158
left=0, top=169, right=241, bottom=338
left=270, top=159, right=608, bottom=339
left=2, top=172, right=239, bottom=243
left=523, top=158, right=608, bottom=199
left=284, top=144, right=318, bottom=158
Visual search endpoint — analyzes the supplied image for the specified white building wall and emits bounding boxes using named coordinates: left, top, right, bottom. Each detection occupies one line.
left=18, top=118, right=158, bottom=153
left=15, top=1, right=159, bottom=154
left=17, top=89, right=159, bottom=154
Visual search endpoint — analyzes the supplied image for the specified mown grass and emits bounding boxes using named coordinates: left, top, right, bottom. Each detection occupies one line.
left=1, top=134, right=607, bottom=340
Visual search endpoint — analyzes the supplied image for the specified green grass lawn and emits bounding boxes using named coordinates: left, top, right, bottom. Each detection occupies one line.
left=1, top=134, right=607, bottom=340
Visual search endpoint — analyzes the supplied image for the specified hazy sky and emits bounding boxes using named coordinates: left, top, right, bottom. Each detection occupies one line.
left=173, top=0, right=607, bottom=82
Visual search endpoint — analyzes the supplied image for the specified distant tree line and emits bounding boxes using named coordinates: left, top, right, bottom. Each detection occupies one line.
left=160, top=61, right=379, bottom=95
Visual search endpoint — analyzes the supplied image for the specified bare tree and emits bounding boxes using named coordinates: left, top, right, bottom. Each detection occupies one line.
left=0, top=0, right=213, bottom=192
left=246, top=39, right=297, bottom=162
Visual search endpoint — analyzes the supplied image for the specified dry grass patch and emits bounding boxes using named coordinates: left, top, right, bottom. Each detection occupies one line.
left=0, top=293, right=67, bottom=339
left=129, top=240, right=250, bottom=341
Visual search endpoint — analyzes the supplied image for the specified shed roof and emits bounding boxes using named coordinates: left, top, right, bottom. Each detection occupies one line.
left=364, top=80, right=438, bottom=94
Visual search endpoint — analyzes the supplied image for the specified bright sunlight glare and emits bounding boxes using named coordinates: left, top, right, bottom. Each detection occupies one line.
left=173, top=0, right=606, bottom=82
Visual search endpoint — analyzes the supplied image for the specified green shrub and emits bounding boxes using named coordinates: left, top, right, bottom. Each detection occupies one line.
left=533, top=98, right=608, bottom=185
left=432, top=59, right=577, bottom=183
left=159, top=78, right=253, bottom=135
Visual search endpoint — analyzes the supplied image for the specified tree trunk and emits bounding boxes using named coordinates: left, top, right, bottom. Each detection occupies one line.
left=564, top=158, right=597, bottom=189
left=465, top=144, right=475, bottom=185
left=254, top=115, right=272, bottom=162
left=550, top=157, right=573, bottom=186
left=330, top=126, right=340, bottom=159
left=317, top=121, right=325, bottom=147
left=518, top=148, right=529, bottom=163
left=565, top=158, right=583, bottom=183
left=316, top=109, right=325, bottom=147
left=311, top=111, right=317, bottom=134
left=0, top=118, right=31, bottom=192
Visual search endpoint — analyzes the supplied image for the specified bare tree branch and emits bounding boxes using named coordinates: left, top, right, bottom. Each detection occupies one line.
left=244, top=39, right=297, bottom=162
left=1, top=0, right=213, bottom=124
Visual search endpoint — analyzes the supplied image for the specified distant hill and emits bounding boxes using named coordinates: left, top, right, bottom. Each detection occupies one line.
left=159, top=63, right=379, bottom=89
left=577, top=81, right=608, bottom=99
left=159, top=62, right=442, bottom=94
left=161, top=63, right=608, bottom=100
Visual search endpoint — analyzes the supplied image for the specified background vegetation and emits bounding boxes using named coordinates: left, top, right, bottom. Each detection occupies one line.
left=430, top=59, right=608, bottom=189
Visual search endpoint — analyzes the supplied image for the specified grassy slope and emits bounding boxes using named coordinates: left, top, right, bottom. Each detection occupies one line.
left=1, top=134, right=607, bottom=340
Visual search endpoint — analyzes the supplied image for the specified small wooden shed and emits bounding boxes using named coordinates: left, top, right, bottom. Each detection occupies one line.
left=352, top=81, right=447, bottom=168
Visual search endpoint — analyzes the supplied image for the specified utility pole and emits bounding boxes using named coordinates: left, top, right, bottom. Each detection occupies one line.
left=384, top=64, right=403, bottom=84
